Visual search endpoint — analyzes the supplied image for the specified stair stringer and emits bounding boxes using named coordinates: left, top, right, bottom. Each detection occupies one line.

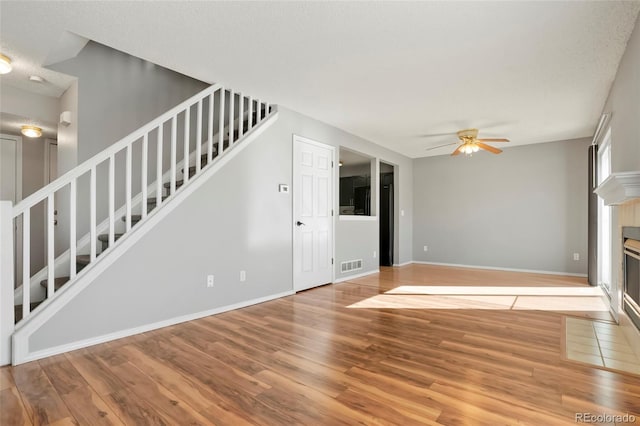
left=11, top=109, right=279, bottom=365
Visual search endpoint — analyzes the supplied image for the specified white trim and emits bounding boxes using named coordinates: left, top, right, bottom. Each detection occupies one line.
left=333, top=268, right=379, bottom=283
left=594, top=172, right=640, bottom=206
left=592, top=113, right=611, bottom=146
left=11, top=110, right=280, bottom=363
left=412, top=261, right=588, bottom=277
left=392, top=261, right=413, bottom=267
left=0, top=202, right=15, bottom=366
left=14, top=290, right=294, bottom=365
left=339, top=215, right=377, bottom=221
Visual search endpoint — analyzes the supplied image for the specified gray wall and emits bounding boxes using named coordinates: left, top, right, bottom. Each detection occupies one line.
left=49, top=41, right=208, bottom=259
left=413, top=138, right=591, bottom=274
left=602, top=12, right=640, bottom=174
left=29, top=106, right=414, bottom=351
left=49, top=41, right=209, bottom=163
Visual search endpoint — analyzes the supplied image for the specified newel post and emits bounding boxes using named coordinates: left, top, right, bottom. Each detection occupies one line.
left=0, top=201, right=15, bottom=366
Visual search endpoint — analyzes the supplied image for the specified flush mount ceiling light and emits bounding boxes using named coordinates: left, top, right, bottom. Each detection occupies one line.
left=21, top=125, right=42, bottom=138
left=29, top=75, right=45, bottom=83
left=0, top=54, right=12, bottom=74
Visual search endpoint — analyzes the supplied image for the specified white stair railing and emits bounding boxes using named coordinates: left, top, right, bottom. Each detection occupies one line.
left=2, top=83, right=273, bottom=329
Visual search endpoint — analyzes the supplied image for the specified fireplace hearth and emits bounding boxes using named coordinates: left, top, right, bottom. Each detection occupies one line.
left=623, top=227, right=640, bottom=331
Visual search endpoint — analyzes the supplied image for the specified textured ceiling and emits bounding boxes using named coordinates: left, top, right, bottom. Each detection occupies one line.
left=1, top=1, right=638, bottom=158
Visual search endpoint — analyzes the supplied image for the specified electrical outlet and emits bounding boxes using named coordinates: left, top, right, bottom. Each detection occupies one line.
left=424, top=245, right=428, bottom=252
left=373, top=250, right=377, bottom=258
left=207, top=275, right=214, bottom=287
left=401, top=210, right=405, bottom=216
left=573, top=253, right=580, bottom=261
left=240, top=270, right=246, bottom=282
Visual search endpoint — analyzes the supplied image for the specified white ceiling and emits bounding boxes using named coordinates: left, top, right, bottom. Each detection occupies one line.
left=1, top=1, right=638, bottom=158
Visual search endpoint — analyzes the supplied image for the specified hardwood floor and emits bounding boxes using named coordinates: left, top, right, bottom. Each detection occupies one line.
left=2, top=264, right=639, bottom=425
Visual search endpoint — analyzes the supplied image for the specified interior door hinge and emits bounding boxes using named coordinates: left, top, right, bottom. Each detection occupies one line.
left=331, top=258, right=334, bottom=265
left=331, top=209, right=334, bottom=216
left=331, top=161, right=334, bottom=168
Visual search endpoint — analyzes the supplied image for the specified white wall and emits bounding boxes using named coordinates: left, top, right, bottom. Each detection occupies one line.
left=413, top=138, right=591, bottom=275
left=27, top=106, right=414, bottom=352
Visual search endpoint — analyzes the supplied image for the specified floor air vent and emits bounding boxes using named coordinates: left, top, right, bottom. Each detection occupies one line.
left=341, top=259, right=363, bottom=273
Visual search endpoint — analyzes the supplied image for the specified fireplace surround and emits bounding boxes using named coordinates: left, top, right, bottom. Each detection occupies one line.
left=623, top=226, right=640, bottom=331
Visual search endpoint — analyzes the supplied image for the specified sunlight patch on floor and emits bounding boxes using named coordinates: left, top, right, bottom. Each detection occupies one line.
left=347, top=285, right=611, bottom=314
left=386, top=286, right=603, bottom=296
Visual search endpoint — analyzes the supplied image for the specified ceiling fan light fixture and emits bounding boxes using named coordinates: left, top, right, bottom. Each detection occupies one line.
left=21, top=125, right=42, bottom=138
left=0, top=54, right=12, bottom=74
left=472, top=144, right=479, bottom=153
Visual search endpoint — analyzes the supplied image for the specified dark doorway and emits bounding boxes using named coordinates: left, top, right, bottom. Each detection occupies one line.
left=379, top=163, right=394, bottom=266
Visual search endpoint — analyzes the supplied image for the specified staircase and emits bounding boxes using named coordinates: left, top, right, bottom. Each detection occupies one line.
left=0, top=84, right=277, bottom=364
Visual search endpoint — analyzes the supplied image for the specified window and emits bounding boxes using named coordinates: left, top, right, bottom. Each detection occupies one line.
left=339, top=148, right=373, bottom=216
left=597, top=129, right=612, bottom=294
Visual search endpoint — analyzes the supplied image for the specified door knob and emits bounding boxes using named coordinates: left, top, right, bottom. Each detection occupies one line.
left=296, top=221, right=305, bottom=227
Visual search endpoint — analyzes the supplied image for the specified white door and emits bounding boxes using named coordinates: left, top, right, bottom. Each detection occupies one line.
left=0, top=134, right=22, bottom=287
left=293, top=136, right=334, bottom=291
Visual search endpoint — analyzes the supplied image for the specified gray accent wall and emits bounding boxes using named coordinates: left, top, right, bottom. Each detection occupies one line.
left=28, top=106, right=413, bottom=352
left=413, top=138, right=591, bottom=274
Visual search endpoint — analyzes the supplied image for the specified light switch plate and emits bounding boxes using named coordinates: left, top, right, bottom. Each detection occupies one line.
left=279, top=184, right=289, bottom=193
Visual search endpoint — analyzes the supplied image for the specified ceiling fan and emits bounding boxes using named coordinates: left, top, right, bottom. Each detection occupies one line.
left=425, top=129, right=509, bottom=156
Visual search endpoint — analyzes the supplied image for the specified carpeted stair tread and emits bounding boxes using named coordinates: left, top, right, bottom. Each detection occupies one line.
left=15, top=301, right=43, bottom=323
left=122, top=215, right=142, bottom=223
left=97, top=233, right=124, bottom=243
left=147, top=196, right=169, bottom=205
left=39, top=277, right=70, bottom=291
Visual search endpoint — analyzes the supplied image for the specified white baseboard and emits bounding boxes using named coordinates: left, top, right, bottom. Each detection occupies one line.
left=411, top=261, right=588, bottom=278
left=333, top=269, right=379, bottom=283
left=14, top=290, right=294, bottom=365
left=392, top=261, right=413, bottom=267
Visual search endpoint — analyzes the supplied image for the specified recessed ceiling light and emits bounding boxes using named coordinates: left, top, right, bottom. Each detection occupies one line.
left=0, top=54, right=12, bottom=74
left=29, top=75, right=45, bottom=83
left=21, top=125, right=42, bottom=138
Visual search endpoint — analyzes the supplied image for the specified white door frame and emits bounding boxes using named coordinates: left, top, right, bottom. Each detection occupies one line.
left=292, top=134, right=336, bottom=291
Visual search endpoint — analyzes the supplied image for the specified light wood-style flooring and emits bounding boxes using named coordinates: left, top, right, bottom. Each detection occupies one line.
left=2, top=264, right=639, bottom=425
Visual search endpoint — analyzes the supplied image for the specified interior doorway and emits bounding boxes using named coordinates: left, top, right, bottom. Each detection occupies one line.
left=379, top=162, right=394, bottom=267
left=0, top=134, right=23, bottom=286
left=292, top=135, right=335, bottom=291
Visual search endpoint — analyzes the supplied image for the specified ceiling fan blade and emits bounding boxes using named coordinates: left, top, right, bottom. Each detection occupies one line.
left=476, top=142, right=502, bottom=154
left=426, top=142, right=458, bottom=151
left=451, top=145, right=463, bottom=156
left=476, top=138, right=510, bottom=143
